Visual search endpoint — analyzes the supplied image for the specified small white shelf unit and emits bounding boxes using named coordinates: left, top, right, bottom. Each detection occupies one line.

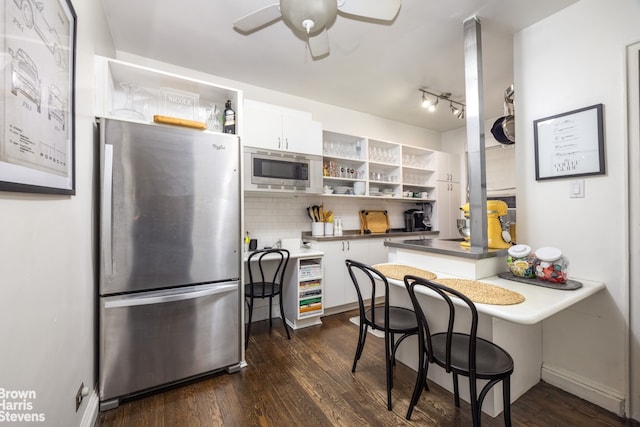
left=284, top=255, right=324, bottom=329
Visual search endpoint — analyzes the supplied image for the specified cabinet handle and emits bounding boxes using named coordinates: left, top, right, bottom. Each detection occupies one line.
left=347, top=241, right=350, bottom=251
left=278, top=137, right=281, bottom=149
left=342, top=241, right=345, bottom=251
left=285, top=138, right=289, bottom=150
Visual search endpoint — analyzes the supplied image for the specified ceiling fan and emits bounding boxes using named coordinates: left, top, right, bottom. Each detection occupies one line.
left=233, top=0, right=402, bottom=59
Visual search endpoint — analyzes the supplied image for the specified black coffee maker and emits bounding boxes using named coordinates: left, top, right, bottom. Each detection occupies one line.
left=404, top=209, right=426, bottom=231
left=404, top=204, right=432, bottom=232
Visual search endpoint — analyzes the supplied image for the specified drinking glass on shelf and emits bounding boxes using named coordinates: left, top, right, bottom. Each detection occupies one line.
left=111, top=81, right=147, bottom=121
left=355, top=141, right=362, bottom=159
left=205, top=104, right=222, bottom=131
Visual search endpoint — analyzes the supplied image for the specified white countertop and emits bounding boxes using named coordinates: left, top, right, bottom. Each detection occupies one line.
left=382, top=265, right=605, bottom=325
left=243, top=247, right=324, bottom=262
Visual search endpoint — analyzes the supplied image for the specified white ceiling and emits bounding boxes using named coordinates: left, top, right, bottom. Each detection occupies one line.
left=100, top=0, right=578, bottom=133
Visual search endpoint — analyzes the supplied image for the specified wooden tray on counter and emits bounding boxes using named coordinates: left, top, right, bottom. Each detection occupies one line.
left=360, top=210, right=390, bottom=234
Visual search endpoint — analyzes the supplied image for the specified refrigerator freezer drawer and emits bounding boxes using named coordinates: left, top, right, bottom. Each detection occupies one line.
left=99, top=281, right=240, bottom=408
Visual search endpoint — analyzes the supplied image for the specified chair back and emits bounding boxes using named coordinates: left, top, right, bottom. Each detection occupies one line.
left=247, top=249, right=290, bottom=297
left=403, top=275, right=479, bottom=374
left=345, top=259, right=390, bottom=328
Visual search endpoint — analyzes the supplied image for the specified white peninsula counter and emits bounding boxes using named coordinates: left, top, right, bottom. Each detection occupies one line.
left=383, top=239, right=605, bottom=418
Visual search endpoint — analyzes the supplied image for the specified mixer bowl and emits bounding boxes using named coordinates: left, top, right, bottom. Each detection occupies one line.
left=457, top=218, right=470, bottom=238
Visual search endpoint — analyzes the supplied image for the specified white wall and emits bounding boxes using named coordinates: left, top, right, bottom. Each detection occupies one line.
left=115, top=53, right=445, bottom=247
left=244, top=193, right=416, bottom=248
left=441, top=115, right=512, bottom=206
left=0, top=24, right=440, bottom=427
left=0, top=1, right=114, bottom=426
left=514, top=0, right=640, bottom=416
left=627, top=40, right=640, bottom=423
left=116, top=53, right=442, bottom=151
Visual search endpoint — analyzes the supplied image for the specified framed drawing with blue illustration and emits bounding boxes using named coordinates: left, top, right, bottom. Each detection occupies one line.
left=534, top=104, right=605, bottom=181
left=0, top=0, right=77, bottom=194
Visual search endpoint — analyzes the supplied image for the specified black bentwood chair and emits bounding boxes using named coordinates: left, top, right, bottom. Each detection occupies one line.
left=345, top=259, right=418, bottom=411
left=245, top=249, right=291, bottom=349
left=403, top=275, right=514, bottom=426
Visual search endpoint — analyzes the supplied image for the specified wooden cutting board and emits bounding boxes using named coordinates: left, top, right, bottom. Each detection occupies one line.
left=153, top=115, right=207, bottom=130
left=360, top=210, right=390, bottom=234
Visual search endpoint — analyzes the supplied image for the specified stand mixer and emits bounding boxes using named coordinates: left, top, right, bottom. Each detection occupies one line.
left=458, top=200, right=512, bottom=249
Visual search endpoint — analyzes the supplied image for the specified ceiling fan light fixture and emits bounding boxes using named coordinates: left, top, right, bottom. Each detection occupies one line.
left=281, top=0, right=337, bottom=35
left=302, top=19, right=315, bottom=33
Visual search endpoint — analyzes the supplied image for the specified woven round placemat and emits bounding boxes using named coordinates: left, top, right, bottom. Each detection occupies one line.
left=432, top=278, right=525, bottom=305
left=373, top=264, right=437, bottom=281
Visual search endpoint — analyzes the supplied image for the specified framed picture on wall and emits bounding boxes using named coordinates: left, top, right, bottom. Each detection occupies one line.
left=0, top=0, right=77, bottom=194
left=534, top=104, right=605, bottom=181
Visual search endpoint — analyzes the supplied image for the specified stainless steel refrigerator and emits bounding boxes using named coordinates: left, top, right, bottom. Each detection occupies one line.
left=97, top=118, right=242, bottom=411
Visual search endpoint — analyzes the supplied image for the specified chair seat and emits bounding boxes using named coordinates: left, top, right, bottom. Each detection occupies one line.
left=431, top=333, right=514, bottom=378
left=365, top=306, right=418, bottom=333
left=244, top=282, right=281, bottom=298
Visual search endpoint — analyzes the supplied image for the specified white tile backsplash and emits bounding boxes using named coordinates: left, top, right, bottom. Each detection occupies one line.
left=244, top=193, right=422, bottom=249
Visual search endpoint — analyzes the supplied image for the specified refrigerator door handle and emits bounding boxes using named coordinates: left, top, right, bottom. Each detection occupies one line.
left=104, top=283, right=238, bottom=308
left=103, top=144, right=114, bottom=276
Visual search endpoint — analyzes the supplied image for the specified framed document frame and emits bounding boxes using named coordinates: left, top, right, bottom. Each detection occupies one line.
left=534, top=104, right=605, bottom=181
left=0, top=0, right=77, bottom=194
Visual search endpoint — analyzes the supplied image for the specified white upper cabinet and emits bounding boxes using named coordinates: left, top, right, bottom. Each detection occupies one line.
left=243, top=100, right=322, bottom=156
left=436, top=151, right=461, bottom=183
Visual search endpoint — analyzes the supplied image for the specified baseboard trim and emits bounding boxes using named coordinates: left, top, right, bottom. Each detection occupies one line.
left=541, top=363, right=625, bottom=416
left=80, top=389, right=99, bottom=427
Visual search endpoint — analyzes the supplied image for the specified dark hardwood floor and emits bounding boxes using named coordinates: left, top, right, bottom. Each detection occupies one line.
left=96, top=310, right=636, bottom=427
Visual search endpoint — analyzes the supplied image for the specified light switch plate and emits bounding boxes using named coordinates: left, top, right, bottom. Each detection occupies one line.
left=569, top=179, right=585, bottom=198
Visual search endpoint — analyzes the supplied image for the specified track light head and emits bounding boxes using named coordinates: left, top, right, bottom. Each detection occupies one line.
left=419, top=88, right=465, bottom=118
left=427, top=97, right=438, bottom=112
left=421, top=93, right=430, bottom=108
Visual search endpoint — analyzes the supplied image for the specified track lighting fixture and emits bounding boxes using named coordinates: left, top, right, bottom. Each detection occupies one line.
left=428, top=96, right=438, bottom=112
left=418, top=88, right=466, bottom=119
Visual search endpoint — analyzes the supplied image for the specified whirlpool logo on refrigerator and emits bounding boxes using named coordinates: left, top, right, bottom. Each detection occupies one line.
left=211, top=144, right=226, bottom=150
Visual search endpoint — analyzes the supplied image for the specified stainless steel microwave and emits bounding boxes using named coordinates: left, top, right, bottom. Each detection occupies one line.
left=243, top=147, right=322, bottom=193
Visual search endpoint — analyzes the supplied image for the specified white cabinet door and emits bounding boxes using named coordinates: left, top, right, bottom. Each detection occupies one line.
left=437, top=151, right=461, bottom=183
left=368, top=238, right=390, bottom=266
left=282, top=117, right=322, bottom=156
left=342, top=240, right=371, bottom=305
left=243, top=104, right=284, bottom=151
left=315, top=239, right=370, bottom=309
left=436, top=181, right=462, bottom=239
left=243, top=100, right=322, bottom=156
left=320, top=241, right=347, bottom=309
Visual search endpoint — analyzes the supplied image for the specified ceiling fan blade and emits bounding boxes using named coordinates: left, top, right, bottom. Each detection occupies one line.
left=233, top=3, right=282, bottom=33
left=307, top=28, right=330, bottom=58
left=337, top=0, right=401, bottom=21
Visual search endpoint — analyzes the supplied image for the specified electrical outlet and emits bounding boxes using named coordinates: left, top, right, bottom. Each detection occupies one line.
left=75, top=382, right=84, bottom=412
